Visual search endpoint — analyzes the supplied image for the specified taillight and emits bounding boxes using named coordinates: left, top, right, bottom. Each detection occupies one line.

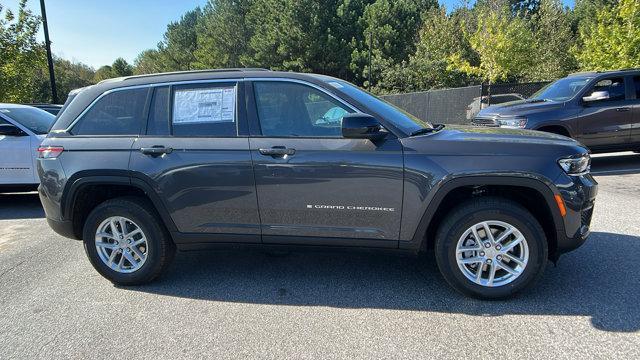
left=37, top=146, right=64, bottom=159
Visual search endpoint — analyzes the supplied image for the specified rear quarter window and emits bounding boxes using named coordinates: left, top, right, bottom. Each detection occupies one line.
left=72, top=88, right=149, bottom=135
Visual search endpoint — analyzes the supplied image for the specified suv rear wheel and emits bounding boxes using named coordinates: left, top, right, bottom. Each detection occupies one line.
left=82, top=197, right=175, bottom=285
left=435, top=197, right=547, bottom=299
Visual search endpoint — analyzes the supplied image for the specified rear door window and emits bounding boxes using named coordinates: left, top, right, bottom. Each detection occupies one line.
left=73, top=88, right=149, bottom=135
left=634, top=76, right=640, bottom=99
left=171, top=83, right=238, bottom=137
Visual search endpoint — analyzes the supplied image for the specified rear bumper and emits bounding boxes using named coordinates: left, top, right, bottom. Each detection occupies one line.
left=39, top=183, right=80, bottom=240
left=46, top=217, right=80, bottom=240
left=555, top=173, right=597, bottom=255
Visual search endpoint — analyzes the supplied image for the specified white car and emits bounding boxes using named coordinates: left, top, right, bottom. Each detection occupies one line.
left=0, top=104, right=56, bottom=192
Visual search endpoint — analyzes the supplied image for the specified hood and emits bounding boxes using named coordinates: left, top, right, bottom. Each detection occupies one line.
left=401, top=125, right=587, bottom=158
left=477, top=99, right=564, bottom=117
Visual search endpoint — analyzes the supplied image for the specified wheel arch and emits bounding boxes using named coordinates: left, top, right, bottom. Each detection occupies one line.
left=62, top=171, right=177, bottom=239
left=407, top=176, right=565, bottom=260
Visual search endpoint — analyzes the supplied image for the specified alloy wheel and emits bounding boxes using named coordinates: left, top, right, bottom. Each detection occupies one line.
left=455, top=220, right=529, bottom=287
left=95, top=216, right=148, bottom=273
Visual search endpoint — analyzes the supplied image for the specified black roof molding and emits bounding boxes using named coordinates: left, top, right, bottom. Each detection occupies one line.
left=99, top=68, right=271, bottom=84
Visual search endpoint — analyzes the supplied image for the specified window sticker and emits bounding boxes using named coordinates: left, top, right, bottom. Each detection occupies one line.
left=173, top=86, right=236, bottom=124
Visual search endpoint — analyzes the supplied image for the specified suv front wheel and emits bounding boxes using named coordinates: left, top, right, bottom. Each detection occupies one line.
left=435, top=198, right=548, bottom=299
left=82, top=197, right=175, bottom=285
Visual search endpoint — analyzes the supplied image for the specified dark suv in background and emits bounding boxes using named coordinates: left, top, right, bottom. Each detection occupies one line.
left=38, top=69, right=597, bottom=299
left=473, top=69, right=640, bottom=153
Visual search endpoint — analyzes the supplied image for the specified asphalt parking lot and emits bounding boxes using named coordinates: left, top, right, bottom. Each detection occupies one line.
left=1, top=153, right=639, bottom=359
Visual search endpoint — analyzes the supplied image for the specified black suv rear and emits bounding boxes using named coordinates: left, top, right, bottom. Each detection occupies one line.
left=38, top=69, right=597, bottom=299
left=473, top=69, right=640, bottom=153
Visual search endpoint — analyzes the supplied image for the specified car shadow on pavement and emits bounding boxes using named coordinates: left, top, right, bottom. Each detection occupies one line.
left=591, top=153, right=640, bottom=176
left=0, top=193, right=44, bottom=219
left=123, top=231, right=639, bottom=334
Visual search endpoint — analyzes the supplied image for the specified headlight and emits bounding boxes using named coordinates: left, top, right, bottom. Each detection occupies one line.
left=558, top=154, right=591, bottom=176
left=496, top=117, right=527, bottom=128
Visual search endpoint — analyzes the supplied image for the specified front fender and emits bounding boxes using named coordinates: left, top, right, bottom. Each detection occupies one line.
left=399, top=173, right=565, bottom=252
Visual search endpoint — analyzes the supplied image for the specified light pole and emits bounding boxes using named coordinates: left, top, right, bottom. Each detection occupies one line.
left=368, top=31, right=373, bottom=90
left=39, top=0, right=58, bottom=104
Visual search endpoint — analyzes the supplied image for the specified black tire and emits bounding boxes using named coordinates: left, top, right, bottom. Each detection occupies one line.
left=82, top=196, right=175, bottom=285
left=434, top=197, right=547, bottom=299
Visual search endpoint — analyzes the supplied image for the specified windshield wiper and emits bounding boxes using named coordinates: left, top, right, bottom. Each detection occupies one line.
left=410, top=124, right=445, bottom=136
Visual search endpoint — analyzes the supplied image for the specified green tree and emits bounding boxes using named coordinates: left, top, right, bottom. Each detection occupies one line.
left=350, top=0, right=438, bottom=88
left=111, top=57, right=133, bottom=77
left=449, top=3, right=534, bottom=83
left=157, top=8, right=201, bottom=71
left=133, top=8, right=201, bottom=74
left=0, top=0, right=47, bottom=102
left=574, top=0, right=640, bottom=70
left=529, top=0, right=577, bottom=81
left=133, top=49, right=163, bottom=75
left=571, top=0, right=617, bottom=32
left=93, top=65, right=113, bottom=82
left=245, top=0, right=369, bottom=80
left=195, top=0, right=254, bottom=68
left=378, top=5, right=478, bottom=93
left=35, top=57, right=96, bottom=102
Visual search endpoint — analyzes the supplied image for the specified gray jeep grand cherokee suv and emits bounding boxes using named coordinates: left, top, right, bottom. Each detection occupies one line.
left=38, top=69, right=597, bottom=299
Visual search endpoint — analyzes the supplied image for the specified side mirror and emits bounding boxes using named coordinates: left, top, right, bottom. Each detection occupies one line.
left=583, top=90, right=610, bottom=103
left=342, top=113, right=386, bottom=140
left=0, top=123, right=26, bottom=136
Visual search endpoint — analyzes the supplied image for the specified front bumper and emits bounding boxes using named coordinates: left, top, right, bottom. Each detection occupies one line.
left=555, top=173, right=597, bottom=255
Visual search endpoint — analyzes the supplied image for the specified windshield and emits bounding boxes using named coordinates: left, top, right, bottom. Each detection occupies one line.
left=323, top=79, right=432, bottom=134
left=530, top=76, right=593, bottom=102
left=0, top=107, right=55, bottom=134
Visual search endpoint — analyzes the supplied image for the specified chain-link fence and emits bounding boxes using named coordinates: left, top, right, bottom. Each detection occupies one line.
left=481, top=81, right=551, bottom=101
left=380, top=81, right=551, bottom=125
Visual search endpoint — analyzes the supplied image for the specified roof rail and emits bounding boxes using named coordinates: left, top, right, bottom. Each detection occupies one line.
left=569, top=68, right=640, bottom=76
left=98, top=68, right=271, bottom=84
left=568, top=70, right=599, bottom=76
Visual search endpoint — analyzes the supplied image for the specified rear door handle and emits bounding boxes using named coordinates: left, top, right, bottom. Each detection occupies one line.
left=616, top=107, right=631, bottom=112
left=140, top=146, right=173, bottom=157
left=258, top=146, right=295, bottom=157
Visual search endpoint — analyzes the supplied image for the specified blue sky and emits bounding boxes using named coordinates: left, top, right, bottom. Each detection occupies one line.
left=3, top=0, right=208, bottom=68
left=3, top=0, right=575, bottom=69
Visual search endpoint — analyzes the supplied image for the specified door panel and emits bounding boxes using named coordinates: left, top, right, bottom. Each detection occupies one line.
left=248, top=80, right=404, bottom=245
left=250, top=137, right=404, bottom=243
left=129, top=82, right=261, bottom=240
left=577, top=77, right=632, bottom=149
left=130, top=138, right=260, bottom=237
left=0, top=118, right=32, bottom=185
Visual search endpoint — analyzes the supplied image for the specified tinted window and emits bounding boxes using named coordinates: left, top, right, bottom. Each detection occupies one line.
left=172, top=84, right=238, bottom=137
left=634, top=76, right=640, bottom=98
left=73, top=88, right=148, bottom=135
left=147, top=87, right=170, bottom=135
left=254, top=81, right=353, bottom=137
left=584, top=77, right=626, bottom=102
left=0, top=107, right=55, bottom=134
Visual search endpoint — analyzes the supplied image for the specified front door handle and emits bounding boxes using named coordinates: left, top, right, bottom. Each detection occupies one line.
left=616, top=107, right=631, bottom=112
left=258, top=146, right=295, bottom=157
left=140, top=146, right=173, bottom=157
